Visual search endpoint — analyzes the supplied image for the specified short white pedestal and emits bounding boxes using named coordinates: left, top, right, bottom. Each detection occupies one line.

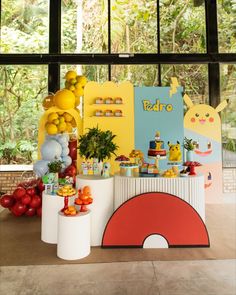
left=76, top=175, right=114, bottom=246
left=41, top=192, right=75, bottom=244
left=57, top=211, right=90, bottom=260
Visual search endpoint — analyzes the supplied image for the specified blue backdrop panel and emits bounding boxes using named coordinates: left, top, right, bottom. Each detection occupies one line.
left=134, top=86, right=184, bottom=170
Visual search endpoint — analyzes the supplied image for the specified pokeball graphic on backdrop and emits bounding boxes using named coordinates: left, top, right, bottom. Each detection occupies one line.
left=102, top=192, right=209, bottom=248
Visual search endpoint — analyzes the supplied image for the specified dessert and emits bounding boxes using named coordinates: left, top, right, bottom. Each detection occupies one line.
left=114, top=110, right=122, bottom=117
left=105, top=97, right=113, bottom=104
left=104, top=110, right=113, bottom=116
left=94, top=110, right=103, bottom=116
left=114, top=97, right=123, bottom=104
left=94, top=97, right=103, bottom=104
left=148, top=131, right=167, bottom=158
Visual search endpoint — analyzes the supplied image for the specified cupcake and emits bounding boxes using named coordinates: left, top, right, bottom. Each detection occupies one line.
left=94, top=97, right=104, bottom=104
left=114, top=110, right=122, bottom=117
left=114, top=97, right=123, bottom=104
left=94, top=110, right=103, bottom=116
left=105, top=97, right=113, bottom=104
left=104, top=110, right=113, bottom=116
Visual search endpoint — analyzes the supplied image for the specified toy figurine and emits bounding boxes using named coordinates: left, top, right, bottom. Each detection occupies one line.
left=168, top=141, right=182, bottom=162
left=88, top=162, right=93, bottom=175
left=93, top=159, right=100, bottom=175
left=102, top=162, right=111, bottom=177
left=81, top=161, right=88, bottom=175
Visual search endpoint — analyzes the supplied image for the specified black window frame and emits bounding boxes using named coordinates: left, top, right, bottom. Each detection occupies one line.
left=0, top=0, right=235, bottom=104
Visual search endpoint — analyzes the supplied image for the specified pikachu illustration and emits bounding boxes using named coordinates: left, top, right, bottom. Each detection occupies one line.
left=184, top=94, right=228, bottom=203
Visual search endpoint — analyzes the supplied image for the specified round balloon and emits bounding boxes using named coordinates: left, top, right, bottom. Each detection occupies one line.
left=41, top=139, right=62, bottom=161
left=57, top=135, right=69, bottom=146
left=33, top=160, right=49, bottom=177
left=61, top=147, right=69, bottom=157
left=62, top=155, right=72, bottom=168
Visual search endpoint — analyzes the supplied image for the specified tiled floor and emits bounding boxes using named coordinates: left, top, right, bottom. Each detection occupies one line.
left=1, top=192, right=235, bottom=295
left=0, top=260, right=236, bottom=295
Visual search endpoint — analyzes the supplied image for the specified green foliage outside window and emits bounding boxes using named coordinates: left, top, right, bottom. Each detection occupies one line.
left=0, top=0, right=235, bottom=165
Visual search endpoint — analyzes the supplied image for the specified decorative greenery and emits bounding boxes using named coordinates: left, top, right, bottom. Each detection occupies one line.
left=78, top=126, right=118, bottom=162
left=184, top=137, right=196, bottom=151
left=48, top=159, right=64, bottom=173
left=0, top=0, right=235, bottom=166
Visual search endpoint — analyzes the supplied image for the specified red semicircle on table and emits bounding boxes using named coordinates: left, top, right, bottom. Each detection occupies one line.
left=102, top=192, right=210, bottom=248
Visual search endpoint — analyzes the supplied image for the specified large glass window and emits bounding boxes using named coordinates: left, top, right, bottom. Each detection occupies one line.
left=161, top=64, right=209, bottom=104
left=111, top=65, right=158, bottom=85
left=160, top=0, right=206, bottom=53
left=60, top=65, right=108, bottom=87
left=218, top=0, right=236, bottom=53
left=111, top=0, right=157, bottom=53
left=0, top=1, right=235, bottom=168
left=0, top=0, right=49, bottom=53
left=221, top=64, right=236, bottom=167
left=62, top=0, right=108, bottom=53
left=0, top=65, right=47, bottom=164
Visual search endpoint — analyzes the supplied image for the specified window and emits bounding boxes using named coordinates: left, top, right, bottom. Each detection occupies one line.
left=218, top=0, right=236, bottom=53
left=0, top=0, right=235, bottom=167
left=0, top=65, right=47, bottom=164
left=220, top=64, right=236, bottom=167
left=1, top=0, right=49, bottom=54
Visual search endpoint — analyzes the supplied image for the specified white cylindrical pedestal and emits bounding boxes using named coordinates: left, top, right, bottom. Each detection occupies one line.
left=57, top=211, right=90, bottom=260
left=41, top=192, right=75, bottom=244
left=76, top=175, right=114, bottom=246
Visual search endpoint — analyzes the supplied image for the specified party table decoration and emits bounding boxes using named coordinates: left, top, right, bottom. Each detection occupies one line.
left=57, top=185, right=76, bottom=213
left=74, top=186, right=93, bottom=212
left=183, top=161, right=202, bottom=176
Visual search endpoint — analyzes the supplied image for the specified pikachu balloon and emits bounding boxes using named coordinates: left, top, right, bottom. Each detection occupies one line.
left=184, top=94, right=228, bottom=203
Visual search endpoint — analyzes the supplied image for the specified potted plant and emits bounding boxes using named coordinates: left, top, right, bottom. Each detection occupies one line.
left=184, top=137, right=195, bottom=161
left=78, top=126, right=118, bottom=174
left=47, top=159, right=64, bottom=183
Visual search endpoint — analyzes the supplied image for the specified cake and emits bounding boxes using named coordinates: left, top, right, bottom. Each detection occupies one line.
left=148, top=131, right=166, bottom=158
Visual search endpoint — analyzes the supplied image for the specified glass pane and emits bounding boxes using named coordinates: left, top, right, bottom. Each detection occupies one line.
left=0, top=0, right=49, bottom=53
left=0, top=65, right=47, bottom=164
left=111, top=65, right=158, bottom=86
left=62, top=0, right=108, bottom=53
left=217, top=0, right=236, bottom=53
left=220, top=64, right=236, bottom=167
left=161, top=64, right=209, bottom=104
left=60, top=65, right=108, bottom=87
left=111, top=0, right=157, bottom=53
left=160, top=0, right=206, bottom=53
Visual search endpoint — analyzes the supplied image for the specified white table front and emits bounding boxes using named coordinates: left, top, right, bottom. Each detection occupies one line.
left=114, top=174, right=205, bottom=221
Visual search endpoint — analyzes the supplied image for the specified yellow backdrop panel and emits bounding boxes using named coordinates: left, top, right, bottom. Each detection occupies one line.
left=83, top=81, right=134, bottom=173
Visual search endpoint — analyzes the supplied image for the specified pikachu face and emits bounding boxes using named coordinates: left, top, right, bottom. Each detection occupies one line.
left=183, top=94, right=228, bottom=142
left=168, top=141, right=182, bottom=162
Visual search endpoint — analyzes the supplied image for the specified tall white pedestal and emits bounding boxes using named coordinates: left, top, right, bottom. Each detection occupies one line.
left=57, top=211, right=91, bottom=260
left=41, top=192, right=75, bottom=244
left=76, top=175, right=114, bottom=246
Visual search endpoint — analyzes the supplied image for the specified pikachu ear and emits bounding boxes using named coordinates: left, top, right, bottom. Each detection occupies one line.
left=215, top=99, right=228, bottom=113
left=183, top=94, right=194, bottom=109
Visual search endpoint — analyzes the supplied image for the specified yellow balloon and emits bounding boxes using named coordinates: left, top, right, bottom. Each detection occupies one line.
left=65, top=70, right=77, bottom=82
left=53, top=89, right=75, bottom=110
left=47, top=112, right=59, bottom=123
left=45, top=123, right=58, bottom=135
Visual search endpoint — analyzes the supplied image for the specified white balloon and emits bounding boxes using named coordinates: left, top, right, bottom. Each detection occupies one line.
left=41, top=139, right=62, bottom=161
left=62, top=155, right=72, bottom=167
left=61, top=147, right=69, bottom=157
left=33, top=160, right=49, bottom=177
